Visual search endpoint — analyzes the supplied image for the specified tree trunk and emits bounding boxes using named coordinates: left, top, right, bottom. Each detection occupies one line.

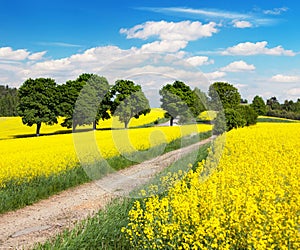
left=170, top=117, right=174, bottom=126
left=93, top=120, right=96, bottom=130
left=36, top=123, right=41, bottom=136
left=72, top=122, right=77, bottom=133
left=124, top=120, right=129, bottom=129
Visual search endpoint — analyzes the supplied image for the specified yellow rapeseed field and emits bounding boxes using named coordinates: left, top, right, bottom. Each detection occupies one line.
left=0, top=108, right=166, bottom=139
left=123, top=123, right=300, bottom=249
left=0, top=123, right=212, bottom=187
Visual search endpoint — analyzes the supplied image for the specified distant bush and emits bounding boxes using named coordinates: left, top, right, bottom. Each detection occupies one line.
left=267, top=109, right=300, bottom=120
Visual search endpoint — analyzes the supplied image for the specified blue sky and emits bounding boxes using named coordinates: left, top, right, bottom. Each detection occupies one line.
left=0, top=0, right=300, bottom=105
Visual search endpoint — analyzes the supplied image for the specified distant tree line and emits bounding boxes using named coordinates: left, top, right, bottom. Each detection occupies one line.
left=265, top=96, right=300, bottom=120
left=1, top=74, right=299, bottom=136
left=0, top=85, right=18, bottom=116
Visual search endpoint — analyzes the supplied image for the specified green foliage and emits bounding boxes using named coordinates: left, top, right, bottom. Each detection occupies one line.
left=236, top=105, right=258, bottom=126
left=267, top=109, right=300, bottom=120
left=265, top=97, right=300, bottom=120
left=17, top=78, right=59, bottom=136
left=192, top=87, right=208, bottom=115
left=0, top=166, right=89, bottom=214
left=57, top=77, right=86, bottom=129
left=111, top=80, right=150, bottom=128
left=73, top=75, right=110, bottom=129
left=208, top=82, right=241, bottom=110
left=160, top=81, right=199, bottom=126
left=213, top=106, right=257, bottom=134
left=58, top=74, right=91, bottom=129
left=251, top=95, right=266, bottom=115
left=213, top=111, right=226, bottom=135
left=58, top=74, right=111, bottom=129
left=282, top=99, right=300, bottom=113
left=224, top=108, right=246, bottom=131
left=0, top=85, right=18, bottom=116
left=266, top=96, right=281, bottom=110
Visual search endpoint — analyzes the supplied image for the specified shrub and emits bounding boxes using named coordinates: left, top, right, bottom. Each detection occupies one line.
left=224, top=108, right=246, bottom=131
left=236, top=105, right=258, bottom=126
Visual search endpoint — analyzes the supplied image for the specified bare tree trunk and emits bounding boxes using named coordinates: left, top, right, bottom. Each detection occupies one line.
left=36, top=123, right=41, bottom=136
left=72, top=122, right=77, bottom=133
left=170, top=117, right=174, bottom=126
left=93, top=120, right=97, bottom=130
left=124, top=120, right=129, bottom=129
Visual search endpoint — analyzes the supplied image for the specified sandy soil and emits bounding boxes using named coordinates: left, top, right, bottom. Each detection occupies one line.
left=0, top=136, right=214, bottom=249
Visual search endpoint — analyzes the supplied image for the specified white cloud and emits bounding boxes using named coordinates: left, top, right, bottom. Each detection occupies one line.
left=234, top=83, right=247, bottom=89
left=186, top=56, right=214, bottom=66
left=0, top=44, right=211, bottom=93
left=203, top=71, right=226, bottom=81
left=232, top=20, right=252, bottom=28
left=140, top=40, right=188, bottom=53
left=0, top=47, right=47, bottom=61
left=28, top=51, right=47, bottom=60
left=120, top=20, right=218, bottom=42
left=221, top=60, right=255, bottom=72
left=263, top=7, right=288, bottom=15
left=0, top=47, right=30, bottom=60
left=286, top=88, right=300, bottom=96
left=222, top=41, right=295, bottom=56
left=270, top=74, right=300, bottom=83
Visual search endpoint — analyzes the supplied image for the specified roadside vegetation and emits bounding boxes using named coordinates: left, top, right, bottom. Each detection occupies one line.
left=1, top=72, right=300, bottom=249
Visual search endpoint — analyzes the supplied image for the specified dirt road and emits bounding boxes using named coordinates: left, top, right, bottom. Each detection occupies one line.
left=0, top=136, right=214, bottom=249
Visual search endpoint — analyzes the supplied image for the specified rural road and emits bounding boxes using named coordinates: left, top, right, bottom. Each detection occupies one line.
left=0, top=136, right=215, bottom=249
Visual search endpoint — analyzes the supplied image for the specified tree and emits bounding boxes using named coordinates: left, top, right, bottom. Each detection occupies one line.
left=282, top=99, right=296, bottom=112
left=58, top=73, right=110, bottom=130
left=110, top=80, right=150, bottom=128
left=160, top=81, right=197, bottom=126
left=72, top=75, right=110, bottom=130
left=208, top=82, right=241, bottom=110
left=58, top=76, right=86, bottom=129
left=240, top=98, right=248, bottom=104
left=17, top=78, right=58, bottom=136
left=251, top=95, right=267, bottom=115
left=193, top=87, right=207, bottom=115
left=236, top=105, right=258, bottom=126
left=266, top=96, right=281, bottom=110
left=224, top=108, right=246, bottom=131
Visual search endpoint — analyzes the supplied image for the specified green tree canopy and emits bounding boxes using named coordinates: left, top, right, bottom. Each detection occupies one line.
left=224, top=108, right=246, bottom=131
left=57, top=75, right=86, bottom=129
left=110, top=80, right=150, bottom=128
left=17, top=78, right=58, bottom=136
left=266, top=96, right=281, bottom=110
left=236, top=105, right=258, bottom=126
left=73, top=75, right=110, bottom=130
left=251, top=95, right=267, bottom=115
left=192, top=87, right=207, bottom=115
left=58, top=73, right=110, bottom=130
left=208, top=82, right=241, bottom=110
left=160, top=81, right=198, bottom=126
